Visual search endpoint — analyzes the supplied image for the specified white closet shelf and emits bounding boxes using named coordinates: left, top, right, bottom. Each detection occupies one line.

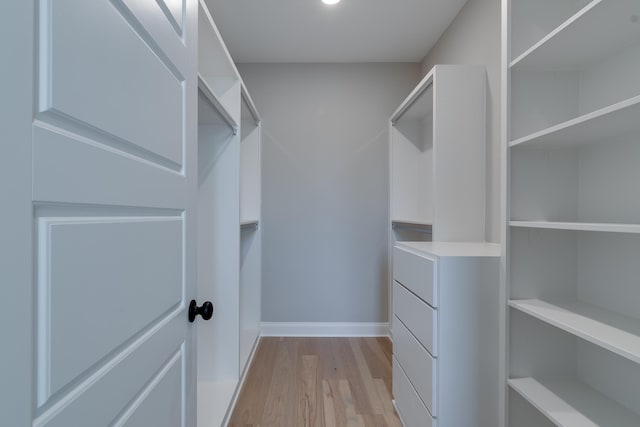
left=510, top=0, right=640, bottom=69
left=509, top=377, right=640, bottom=427
left=509, top=95, right=640, bottom=148
left=509, top=221, right=640, bottom=234
left=509, top=299, right=640, bottom=365
left=198, top=75, right=238, bottom=132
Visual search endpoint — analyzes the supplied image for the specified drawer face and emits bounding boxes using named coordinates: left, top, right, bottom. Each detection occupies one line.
left=393, top=247, right=437, bottom=307
left=393, top=315, right=437, bottom=416
left=393, top=281, right=437, bottom=356
left=393, top=357, right=434, bottom=427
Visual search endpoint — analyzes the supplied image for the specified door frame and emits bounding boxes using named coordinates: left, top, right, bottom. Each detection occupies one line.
left=1, top=2, right=35, bottom=426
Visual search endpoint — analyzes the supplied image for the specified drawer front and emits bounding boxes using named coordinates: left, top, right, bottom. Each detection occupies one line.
left=393, top=281, right=437, bottom=356
left=393, top=315, right=437, bottom=416
left=393, top=247, right=437, bottom=307
left=393, top=357, right=434, bottom=427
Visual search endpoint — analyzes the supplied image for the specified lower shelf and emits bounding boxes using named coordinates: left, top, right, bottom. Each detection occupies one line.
left=197, top=380, right=238, bottom=427
left=509, top=377, right=640, bottom=427
left=509, top=299, right=640, bottom=365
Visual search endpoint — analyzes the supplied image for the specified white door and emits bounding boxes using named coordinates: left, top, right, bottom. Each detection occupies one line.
left=1, top=1, right=198, bottom=426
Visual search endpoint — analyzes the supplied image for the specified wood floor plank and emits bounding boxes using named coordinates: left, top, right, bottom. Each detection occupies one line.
left=260, top=338, right=299, bottom=426
left=334, top=338, right=372, bottom=415
left=229, top=337, right=399, bottom=427
left=228, top=337, right=279, bottom=426
left=322, top=380, right=337, bottom=427
left=296, top=355, right=320, bottom=427
left=338, top=380, right=366, bottom=427
left=374, top=379, right=402, bottom=427
left=348, top=338, right=385, bottom=415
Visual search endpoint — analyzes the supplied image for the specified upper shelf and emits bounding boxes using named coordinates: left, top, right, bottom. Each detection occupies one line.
left=509, top=221, right=640, bottom=234
left=509, top=95, right=640, bottom=148
left=509, top=298, right=640, bottom=365
left=391, top=69, right=434, bottom=124
left=198, top=75, right=238, bottom=133
left=198, top=0, right=240, bottom=103
left=510, top=0, right=640, bottom=70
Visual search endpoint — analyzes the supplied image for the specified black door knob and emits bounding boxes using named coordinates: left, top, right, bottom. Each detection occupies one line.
left=188, top=300, right=213, bottom=322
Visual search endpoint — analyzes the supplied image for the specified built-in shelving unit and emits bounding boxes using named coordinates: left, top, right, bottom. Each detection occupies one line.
left=196, top=1, right=261, bottom=426
left=389, top=64, right=486, bottom=243
left=389, top=64, right=486, bottom=343
left=239, top=82, right=261, bottom=380
left=503, top=0, right=640, bottom=425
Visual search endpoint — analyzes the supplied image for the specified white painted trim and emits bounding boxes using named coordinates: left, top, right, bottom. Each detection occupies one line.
left=260, top=322, right=390, bottom=337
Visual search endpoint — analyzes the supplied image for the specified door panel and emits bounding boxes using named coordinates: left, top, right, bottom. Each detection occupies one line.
left=18, top=0, right=197, bottom=425
left=119, top=351, right=183, bottom=427
left=121, top=0, right=186, bottom=67
left=42, top=0, right=184, bottom=165
left=34, top=314, right=184, bottom=427
left=33, top=125, right=185, bottom=209
left=38, top=217, right=183, bottom=402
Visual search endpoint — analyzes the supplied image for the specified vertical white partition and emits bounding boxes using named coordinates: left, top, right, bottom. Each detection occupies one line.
left=239, top=85, right=261, bottom=376
left=196, top=1, right=261, bottom=425
left=503, top=0, right=640, bottom=425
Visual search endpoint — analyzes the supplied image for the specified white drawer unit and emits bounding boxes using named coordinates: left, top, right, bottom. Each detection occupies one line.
left=394, top=314, right=437, bottom=416
left=393, top=357, right=434, bottom=427
left=393, top=280, right=437, bottom=356
left=393, top=246, right=437, bottom=307
left=392, top=242, right=500, bottom=427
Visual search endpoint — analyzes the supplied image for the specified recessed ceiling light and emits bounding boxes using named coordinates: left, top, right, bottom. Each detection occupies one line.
left=322, top=0, right=341, bottom=5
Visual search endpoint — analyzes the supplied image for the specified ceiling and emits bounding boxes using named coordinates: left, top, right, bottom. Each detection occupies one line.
left=204, top=0, right=468, bottom=63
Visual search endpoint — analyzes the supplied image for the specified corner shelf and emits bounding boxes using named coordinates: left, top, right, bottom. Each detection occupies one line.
left=509, top=221, right=640, bottom=234
left=509, top=95, right=640, bottom=148
left=510, top=0, right=640, bottom=69
left=509, top=299, right=640, bottom=365
left=509, top=377, right=640, bottom=427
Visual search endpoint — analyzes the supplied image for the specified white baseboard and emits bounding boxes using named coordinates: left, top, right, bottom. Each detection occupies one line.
left=260, top=322, right=389, bottom=337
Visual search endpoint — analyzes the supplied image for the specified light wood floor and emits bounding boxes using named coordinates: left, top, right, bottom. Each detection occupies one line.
left=228, top=337, right=402, bottom=427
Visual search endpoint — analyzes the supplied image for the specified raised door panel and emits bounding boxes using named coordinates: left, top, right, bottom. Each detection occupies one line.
left=41, top=0, right=184, bottom=165
left=393, top=247, right=437, bottom=307
left=33, top=126, right=185, bottom=209
left=35, top=316, right=184, bottom=427
left=119, top=351, right=183, bottom=427
left=38, top=217, right=183, bottom=403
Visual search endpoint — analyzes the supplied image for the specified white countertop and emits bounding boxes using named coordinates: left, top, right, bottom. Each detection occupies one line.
left=395, top=241, right=501, bottom=258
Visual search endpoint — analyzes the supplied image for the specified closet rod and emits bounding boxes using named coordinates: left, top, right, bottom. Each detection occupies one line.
left=392, top=221, right=433, bottom=234
left=390, top=69, right=434, bottom=124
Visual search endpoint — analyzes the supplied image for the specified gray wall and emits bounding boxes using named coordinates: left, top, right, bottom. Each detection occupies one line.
left=238, top=63, right=420, bottom=322
left=421, top=0, right=501, bottom=243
